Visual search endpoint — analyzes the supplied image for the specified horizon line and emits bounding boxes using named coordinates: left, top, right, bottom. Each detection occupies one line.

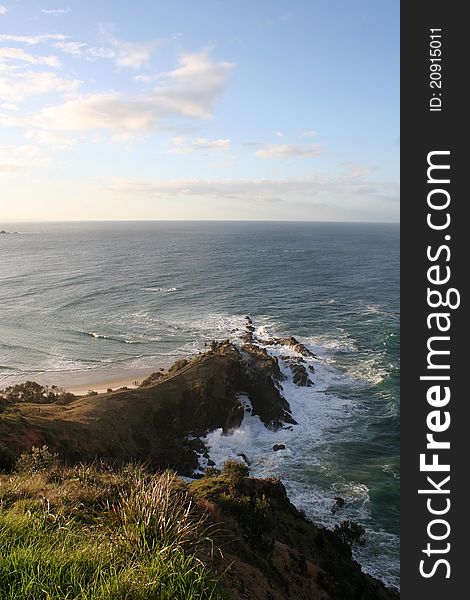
left=0, top=218, right=400, bottom=224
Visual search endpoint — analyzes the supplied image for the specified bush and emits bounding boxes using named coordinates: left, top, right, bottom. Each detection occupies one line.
left=15, top=445, right=60, bottom=475
left=114, top=470, right=211, bottom=554
left=204, top=467, right=221, bottom=477
left=168, top=359, right=190, bottom=374
left=333, top=520, right=366, bottom=549
left=222, top=460, right=249, bottom=484
left=0, top=381, right=75, bottom=404
left=0, top=466, right=225, bottom=600
left=0, top=444, right=16, bottom=473
left=140, top=371, right=163, bottom=387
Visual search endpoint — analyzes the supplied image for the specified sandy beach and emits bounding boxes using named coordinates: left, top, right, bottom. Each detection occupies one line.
left=0, top=365, right=167, bottom=397
left=63, top=367, right=161, bottom=395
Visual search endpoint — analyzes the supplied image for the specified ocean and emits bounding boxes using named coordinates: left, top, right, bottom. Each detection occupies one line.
left=0, top=220, right=399, bottom=588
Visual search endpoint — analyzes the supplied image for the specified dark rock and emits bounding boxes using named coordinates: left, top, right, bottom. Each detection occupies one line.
left=191, top=475, right=399, bottom=600
left=207, top=458, right=216, bottom=467
left=0, top=340, right=297, bottom=472
left=279, top=336, right=317, bottom=358
left=262, top=335, right=318, bottom=360
left=281, top=356, right=314, bottom=387
left=272, top=444, right=286, bottom=451
left=224, top=402, right=245, bottom=432
left=237, top=452, right=251, bottom=465
left=331, top=496, right=346, bottom=514
left=240, top=343, right=296, bottom=429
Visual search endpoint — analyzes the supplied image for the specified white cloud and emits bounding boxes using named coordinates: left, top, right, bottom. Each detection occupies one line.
left=0, top=47, right=61, bottom=68
left=94, top=27, right=155, bottom=70
left=255, top=143, right=322, bottom=159
left=53, top=40, right=86, bottom=55
left=134, top=73, right=160, bottom=85
left=24, top=128, right=76, bottom=149
left=84, top=46, right=115, bottom=60
left=0, top=143, right=49, bottom=173
left=0, top=5, right=8, bottom=15
left=0, top=33, right=66, bottom=45
left=301, top=129, right=316, bottom=137
left=41, top=8, right=70, bottom=15
left=24, top=92, right=157, bottom=138
left=169, top=136, right=231, bottom=154
left=0, top=49, right=233, bottom=139
left=339, top=162, right=376, bottom=178
left=0, top=38, right=79, bottom=104
left=104, top=170, right=399, bottom=221
left=0, top=29, right=155, bottom=71
left=158, top=49, right=233, bottom=118
left=0, top=70, right=80, bottom=103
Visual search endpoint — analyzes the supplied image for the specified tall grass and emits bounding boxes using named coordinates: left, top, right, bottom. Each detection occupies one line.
left=115, top=470, right=214, bottom=554
left=0, top=461, right=225, bottom=599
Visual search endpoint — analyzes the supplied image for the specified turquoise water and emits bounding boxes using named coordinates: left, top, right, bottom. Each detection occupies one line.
left=0, top=221, right=399, bottom=587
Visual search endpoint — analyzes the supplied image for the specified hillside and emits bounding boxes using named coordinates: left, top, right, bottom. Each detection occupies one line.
left=0, top=335, right=399, bottom=599
left=0, top=455, right=398, bottom=600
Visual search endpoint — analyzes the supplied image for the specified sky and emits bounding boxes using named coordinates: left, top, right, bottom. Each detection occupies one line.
left=0, top=0, right=399, bottom=221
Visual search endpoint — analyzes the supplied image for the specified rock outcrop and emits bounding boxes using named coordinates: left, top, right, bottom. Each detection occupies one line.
left=0, top=327, right=400, bottom=599
left=192, top=472, right=399, bottom=600
left=0, top=340, right=295, bottom=473
left=281, top=355, right=314, bottom=386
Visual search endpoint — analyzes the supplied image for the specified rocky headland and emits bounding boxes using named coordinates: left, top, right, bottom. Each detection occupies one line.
left=0, top=319, right=399, bottom=599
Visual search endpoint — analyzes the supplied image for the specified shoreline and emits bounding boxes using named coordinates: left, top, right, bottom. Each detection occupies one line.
left=0, top=365, right=167, bottom=397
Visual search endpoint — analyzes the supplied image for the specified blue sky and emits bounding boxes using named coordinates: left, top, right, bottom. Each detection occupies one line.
left=0, top=0, right=399, bottom=221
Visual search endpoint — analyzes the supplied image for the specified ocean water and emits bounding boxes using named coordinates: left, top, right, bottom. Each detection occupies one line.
left=0, top=221, right=399, bottom=588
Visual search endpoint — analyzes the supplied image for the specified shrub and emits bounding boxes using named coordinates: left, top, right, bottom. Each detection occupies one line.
left=205, top=467, right=221, bottom=477
left=333, top=520, right=366, bottom=549
left=168, top=359, right=189, bottom=374
left=140, top=371, right=163, bottom=387
left=0, top=444, right=16, bottom=473
left=0, top=468, right=225, bottom=600
left=222, top=460, right=249, bottom=484
left=15, top=445, right=60, bottom=475
left=0, top=381, right=76, bottom=404
left=114, top=470, right=211, bottom=554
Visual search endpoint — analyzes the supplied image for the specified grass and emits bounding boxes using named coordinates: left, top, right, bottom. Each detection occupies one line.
left=0, top=456, right=226, bottom=600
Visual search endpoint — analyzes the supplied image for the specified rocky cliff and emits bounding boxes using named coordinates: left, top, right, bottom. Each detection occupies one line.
left=0, top=326, right=399, bottom=599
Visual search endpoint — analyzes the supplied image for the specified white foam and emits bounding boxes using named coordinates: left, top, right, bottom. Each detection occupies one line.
left=196, top=327, right=398, bottom=588
left=343, top=356, right=390, bottom=385
left=88, top=332, right=110, bottom=339
left=360, top=304, right=398, bottom=320
left=354, top=529, right=400, bottom=590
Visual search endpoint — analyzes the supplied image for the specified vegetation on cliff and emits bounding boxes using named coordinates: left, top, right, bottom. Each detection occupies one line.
left=0, top=335, right=399, bottom=599
left=0, top=451, right=224, bottom=600
left=0, top=451, right=397, bottom=600
left=0, top=342, right=293, bottom=474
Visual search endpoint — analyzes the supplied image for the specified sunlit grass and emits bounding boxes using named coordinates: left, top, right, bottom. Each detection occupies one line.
left=0, top=458, right=225, bottom=600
